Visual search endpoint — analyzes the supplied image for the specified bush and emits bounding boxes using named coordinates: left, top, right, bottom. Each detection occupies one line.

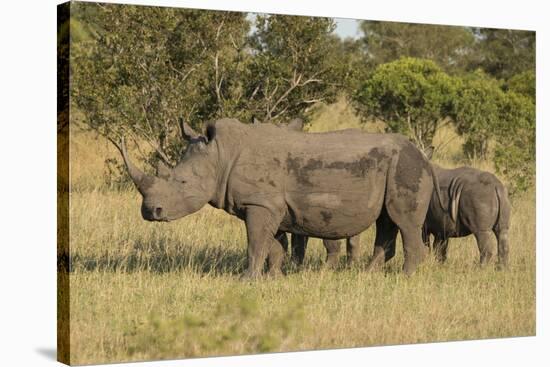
left=451, top=71, right=505, bottom=159
left=506, top=70, right=535, bottom=101
left=354, top=57, right=458, bottom=150
left=493, top=92, right=535, bottom=194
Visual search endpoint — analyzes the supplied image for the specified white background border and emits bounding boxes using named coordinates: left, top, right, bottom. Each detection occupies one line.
left=0, top=0, right=546, bottom=366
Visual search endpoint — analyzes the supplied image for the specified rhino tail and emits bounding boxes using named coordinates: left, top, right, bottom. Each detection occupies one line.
left=428, top=162, right=445, bottom=212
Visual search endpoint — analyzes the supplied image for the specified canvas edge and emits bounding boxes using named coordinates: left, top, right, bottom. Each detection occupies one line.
left=57, top=1, right=71, bottom=365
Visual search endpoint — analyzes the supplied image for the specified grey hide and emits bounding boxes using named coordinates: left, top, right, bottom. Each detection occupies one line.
left=260, top=118, right=357, bottom=267
left=118, top=118, right=442, bottom=278
left=422, top=163, right=511, bottom=266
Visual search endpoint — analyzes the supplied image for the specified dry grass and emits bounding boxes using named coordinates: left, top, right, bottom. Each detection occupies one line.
left=65, top=103, right=535, bottom=365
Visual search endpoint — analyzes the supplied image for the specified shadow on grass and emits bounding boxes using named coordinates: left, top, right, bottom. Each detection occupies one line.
left=64, top=241, right=248, bottom=275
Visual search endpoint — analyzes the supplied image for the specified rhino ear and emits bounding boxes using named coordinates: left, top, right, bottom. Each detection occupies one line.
left=287, top=118, right=304, bottom=132
left=156, top=160, right=172, bottom=179
left=203, top=121, right=216, bottom=143
left=424, top=146, right=435, bottom=160
left=179, top=117, right=200, bottom=141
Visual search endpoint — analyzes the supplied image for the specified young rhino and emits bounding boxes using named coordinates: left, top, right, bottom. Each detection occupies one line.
left=423, top=151, right=511, bottom=266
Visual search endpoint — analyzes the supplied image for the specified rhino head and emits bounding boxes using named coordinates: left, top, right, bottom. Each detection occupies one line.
left=119, top=120, right=218, bottom=222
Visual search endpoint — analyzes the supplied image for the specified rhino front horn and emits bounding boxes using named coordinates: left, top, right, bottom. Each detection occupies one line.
left=120, top=137, right=147, bottom=191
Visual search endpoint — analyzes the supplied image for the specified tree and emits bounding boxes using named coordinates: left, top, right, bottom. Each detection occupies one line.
left=354, top=57, right=458, bottom=150
left=451, top=71, right=506, bottom=159
left=245, top=15, right=342, bottom=122
left=493, top=92, right=535, bottom=194
left=360, top=21, right=474, bottom=73
left=469, top=28, right=535, bottom=80
left=71, top=3, right=250, bottom=167
left=506, top=70, right=535, bottom=101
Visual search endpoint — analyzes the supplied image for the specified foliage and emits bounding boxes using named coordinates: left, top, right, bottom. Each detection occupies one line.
left=493, top=92, right=535, bottom=194
left=71, top=3, right=250, bottom=166
left=360, top=21, right=474, bottom=73
left=68, top=4, right=536, bottom=192
left=246, top=15, right=342, bottom=122
left=354, top=57, right=458, bottom=149
left=71, top=5, right=354, bottom=168
left=451, top=71, right=506, bottom=159
left=469, top=28, right=536, bottom=80
left=506, top=70, right=535, bottom=101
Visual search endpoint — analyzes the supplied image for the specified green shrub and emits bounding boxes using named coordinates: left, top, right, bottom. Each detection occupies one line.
left=451, top=71, right=505, bottom=159
left=493, top=92, right=535, bottom=194
left=354, top=57, right=458, bottom=150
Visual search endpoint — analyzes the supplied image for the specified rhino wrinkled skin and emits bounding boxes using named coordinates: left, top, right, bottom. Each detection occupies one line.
left=119, top=118, right=442, bottom=278
left=422, top=164, right=511, bottom=266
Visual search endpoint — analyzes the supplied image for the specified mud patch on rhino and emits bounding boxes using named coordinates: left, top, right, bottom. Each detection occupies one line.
left=287, top=150, right=387, bottom=185
left=369, top=148, right=387, bottom=164
left=320, top=211, right=333, bottom=225
left=286, top=155, right=325, bottom=186
left=326, top=156, right=375, bottom=178
left=393, top=143, right=432, bottom=213
left=395, top=143, right=427, bottom=194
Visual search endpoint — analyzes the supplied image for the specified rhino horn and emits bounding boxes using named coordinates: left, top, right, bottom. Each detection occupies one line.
left=120, top=137, right=147, bottom=191
left=179, top=117, right=200, bottom=141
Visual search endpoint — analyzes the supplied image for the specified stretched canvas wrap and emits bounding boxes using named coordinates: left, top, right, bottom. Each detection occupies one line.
left=57, top=1, right=536, bottom=365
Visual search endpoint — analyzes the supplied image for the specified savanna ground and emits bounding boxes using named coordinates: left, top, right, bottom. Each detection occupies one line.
left=66, top=100, right=535, bottom=365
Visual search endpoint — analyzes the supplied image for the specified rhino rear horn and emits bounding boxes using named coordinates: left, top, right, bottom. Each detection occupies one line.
left=156, top=159, right=172, bottom=179
left=179, top=117, right=200, bottom=141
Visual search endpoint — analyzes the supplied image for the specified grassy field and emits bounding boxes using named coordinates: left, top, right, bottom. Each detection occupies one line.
left=66, top=103, right=535, bottom=365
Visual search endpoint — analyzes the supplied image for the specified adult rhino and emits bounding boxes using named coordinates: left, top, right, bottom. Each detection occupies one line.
left=421, top=154, right=511, bottom=266
left=117, top=118, right=442, bottom=278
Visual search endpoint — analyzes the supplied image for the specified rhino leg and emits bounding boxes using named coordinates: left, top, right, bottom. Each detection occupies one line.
left=432, top=237, right=449, bottom=263
left=275, top=231, right=289, bottom=253
left=267, top=240, right=285, bottom=277
left=323, top=239, right=341, bottom=268
left=242, top=206, right=284, bottom=279
left=494, top=185, right=511, bottom=268
left=422, top=227, right=431, bottom=250
left=366, top=209, right=398, bottom=272
left=346, top=235, right=361, bottom=265
left=384, top=152, right=432, bottom=276
left=290, top=234, right=308, bottom=265
left=474, top=230, right=494, bottom=265
left=495, top=229, right=509, bottom=268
